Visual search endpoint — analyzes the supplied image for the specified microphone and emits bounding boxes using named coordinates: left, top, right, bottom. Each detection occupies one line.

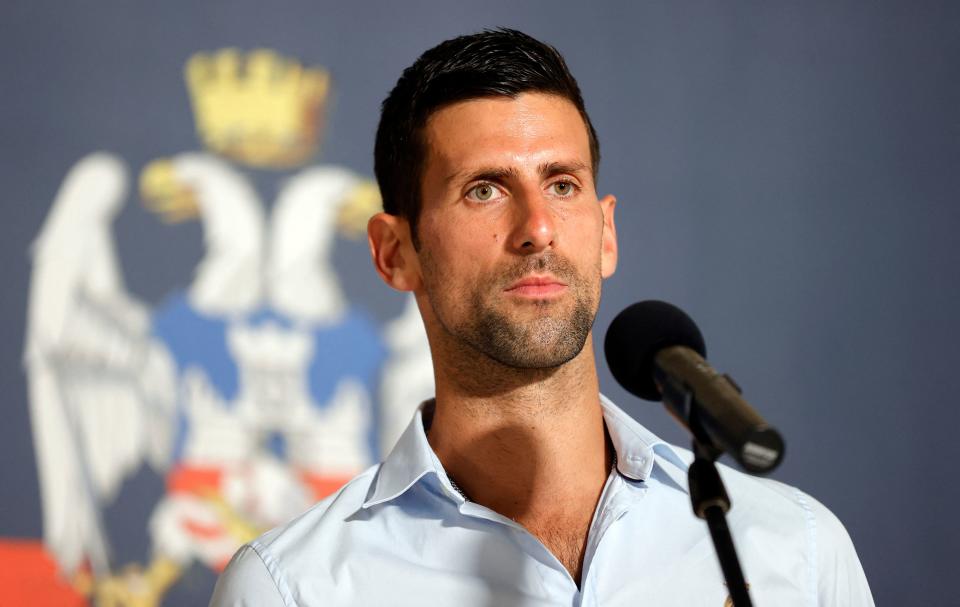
left=604, top=300, right=784, bottom=473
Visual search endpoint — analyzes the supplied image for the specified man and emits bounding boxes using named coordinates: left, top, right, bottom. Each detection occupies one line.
left=211, top=29, right=873, bottom=606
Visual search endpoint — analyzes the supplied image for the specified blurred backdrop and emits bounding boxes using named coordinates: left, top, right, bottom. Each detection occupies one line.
left=1, top=1, right=957, bottom=605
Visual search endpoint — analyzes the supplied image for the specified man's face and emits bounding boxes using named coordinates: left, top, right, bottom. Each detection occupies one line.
left=413, top=92, right=617, bottom=369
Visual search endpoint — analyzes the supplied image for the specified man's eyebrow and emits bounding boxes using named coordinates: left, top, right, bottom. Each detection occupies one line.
left=537, top=160, right=591, bottom=177
left=445, top=161, right=590, bottom=185
left=445, top=166, right=521, bottom=185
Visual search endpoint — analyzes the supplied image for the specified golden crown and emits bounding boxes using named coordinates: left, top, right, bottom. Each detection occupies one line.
left=185, top=49, right=330, bottom=169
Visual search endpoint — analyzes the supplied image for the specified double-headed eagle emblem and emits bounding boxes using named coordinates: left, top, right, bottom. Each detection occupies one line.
left=23, top=49, right=433, bottom=605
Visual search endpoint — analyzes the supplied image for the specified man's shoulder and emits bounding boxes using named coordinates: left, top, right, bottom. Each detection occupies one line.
left=212, top=465, right=384, bottom=606
left=729, top=469, right=860, bottom=561
left=715, top=458, right=871, bottom=603
left=724, top=460, right=849, bottom=540
left=661, top=443, right=852, bottom=547
left=253, top=463, right=382, bottom=558
left=651, top=444, right=871, bottom=602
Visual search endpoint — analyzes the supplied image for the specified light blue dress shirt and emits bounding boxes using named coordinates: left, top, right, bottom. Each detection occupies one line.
left=210, top=395, right=873, bottom=606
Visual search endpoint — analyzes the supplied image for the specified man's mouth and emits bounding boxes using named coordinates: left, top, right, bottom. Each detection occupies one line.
left=504, top=275, right=568, bottom=298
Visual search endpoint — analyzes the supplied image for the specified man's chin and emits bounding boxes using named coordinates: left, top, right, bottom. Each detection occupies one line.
left=473, top=315, right=591, bottom=368
left=485, top=338, right=588, bottom=370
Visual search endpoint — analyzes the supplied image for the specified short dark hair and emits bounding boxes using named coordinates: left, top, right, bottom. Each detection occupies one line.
left=374, top=28, right=600, bottom=246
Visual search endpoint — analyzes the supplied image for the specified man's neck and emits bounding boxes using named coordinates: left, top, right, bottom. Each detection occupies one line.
left=426, top=337, right=612, bottom=582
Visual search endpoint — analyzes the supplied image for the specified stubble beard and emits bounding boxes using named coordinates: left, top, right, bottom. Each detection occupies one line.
left=424, top=251, right=600, bottom=370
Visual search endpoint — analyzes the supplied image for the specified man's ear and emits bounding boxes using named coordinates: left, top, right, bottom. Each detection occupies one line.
left=599, top=194, right=618, bottom=279
left=368, top=212, right=421, bottom=291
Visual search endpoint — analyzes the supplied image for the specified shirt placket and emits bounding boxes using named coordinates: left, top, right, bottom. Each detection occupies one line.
left=577, top=473, right=644, bottom=607
left=455, top=499, right=581, bottom=604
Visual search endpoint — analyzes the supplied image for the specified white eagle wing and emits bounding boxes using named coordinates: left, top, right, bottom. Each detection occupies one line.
left=267, top=166, right=360, bottom=325
left=167, top=153, right=266, bottom=316
left=24, top=153, right=177, bottom=578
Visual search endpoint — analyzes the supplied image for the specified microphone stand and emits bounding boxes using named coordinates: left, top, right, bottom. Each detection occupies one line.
left=683, top=391, right=754, bottom=607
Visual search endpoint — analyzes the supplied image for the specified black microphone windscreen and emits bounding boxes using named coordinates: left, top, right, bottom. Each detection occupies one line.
left=604, top=300, right=707, bottom=401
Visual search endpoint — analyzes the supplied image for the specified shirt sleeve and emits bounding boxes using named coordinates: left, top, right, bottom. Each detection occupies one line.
left=208, top=544, right=287, bottom=607
left=805, top=492, right=875, bottom=607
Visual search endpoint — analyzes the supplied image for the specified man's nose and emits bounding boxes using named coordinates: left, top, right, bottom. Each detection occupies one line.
left=509, top=191, right=556, bottom=253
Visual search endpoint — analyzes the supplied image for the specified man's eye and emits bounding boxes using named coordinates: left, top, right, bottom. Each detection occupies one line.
left=550, top=181, right=577, bottom=197
left=467, top=183, right=502, bottom=202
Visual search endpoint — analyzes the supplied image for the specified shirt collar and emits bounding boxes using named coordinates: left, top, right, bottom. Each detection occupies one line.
left=362, top=399, right=455, bottom=508
left=599, top=394, right=691, bottom=493
left=362, top=394, right=691, bottom=509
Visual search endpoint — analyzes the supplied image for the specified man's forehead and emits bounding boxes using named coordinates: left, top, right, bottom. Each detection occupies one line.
left=422, top=93, right=594, bottom=183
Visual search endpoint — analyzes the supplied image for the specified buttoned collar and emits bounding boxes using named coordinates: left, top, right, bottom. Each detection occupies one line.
left=362, top=394, right=690, bottom=509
